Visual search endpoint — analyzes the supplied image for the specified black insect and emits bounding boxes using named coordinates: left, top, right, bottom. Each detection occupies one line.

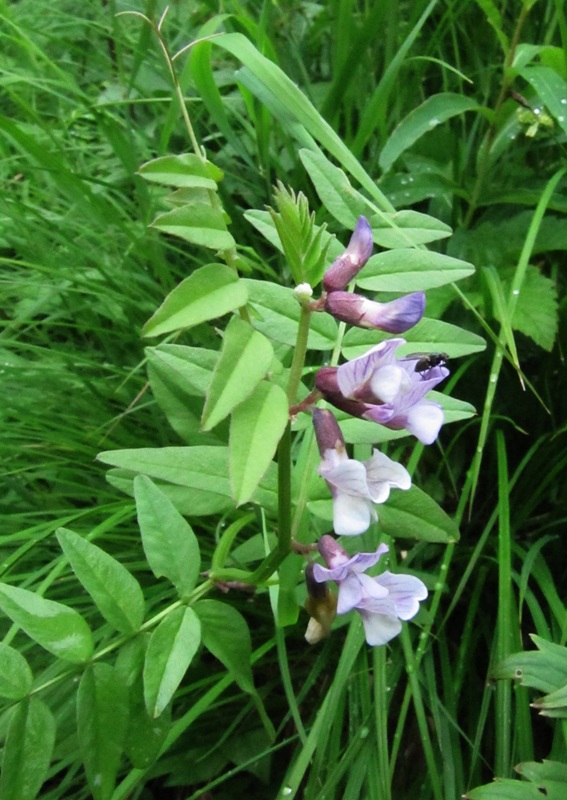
left=414, top=353, right=448, bottom=373
left=403, top=353, right=449, bottom=375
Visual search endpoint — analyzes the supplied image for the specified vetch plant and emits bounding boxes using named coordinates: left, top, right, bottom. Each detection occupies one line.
left=0, top=13, right=487, bottom=800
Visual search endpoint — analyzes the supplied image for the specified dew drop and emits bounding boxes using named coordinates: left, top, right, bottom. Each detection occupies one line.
left=281, top=788, right=293, bottom=797
left=561, top=98, right=567, bottom=105
left=490, top=374, right=497, bottom=383
left=512, top=288, right=520, bottom=296
left=559, top=115, right=565, bottom=123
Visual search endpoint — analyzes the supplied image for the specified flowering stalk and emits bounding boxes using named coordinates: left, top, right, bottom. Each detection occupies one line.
left=250, top=298, right=313, bottom=583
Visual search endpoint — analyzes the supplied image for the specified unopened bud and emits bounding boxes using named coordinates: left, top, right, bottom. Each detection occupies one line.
left=294, top=282, right=314, bottom=307
left=324, top=291, right=425, bottom=333
left=323, top=216, right=373, bottom=293
left=312, top=408, right=345, bottom=456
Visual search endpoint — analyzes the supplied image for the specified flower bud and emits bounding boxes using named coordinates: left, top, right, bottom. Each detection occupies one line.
left=312, top=407, right=345, bottom=456
left=324, top=291, right=425, bottom=333
left=323, top=216, right=373, bottom=293
left=293, top=282, right=314, bottom=308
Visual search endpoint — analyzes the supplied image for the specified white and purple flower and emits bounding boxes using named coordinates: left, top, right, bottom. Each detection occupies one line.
left=315, top=339, right=449, bottom=445
left=324, top=290, right=425, bottom=333
left=313, top=408, right=411, bottom=536
left=312, top=535, right=428, bottom=646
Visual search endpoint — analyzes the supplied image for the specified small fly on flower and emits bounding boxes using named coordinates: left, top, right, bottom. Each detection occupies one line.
left=403, top=353, right=449, bottom=376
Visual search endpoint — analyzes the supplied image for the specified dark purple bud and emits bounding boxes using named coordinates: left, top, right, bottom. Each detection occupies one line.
left=324, top=291, right=425, bottom=333
left=312, top=408, right=345, bottom=456
left=323, top=216, right=374, bottom=293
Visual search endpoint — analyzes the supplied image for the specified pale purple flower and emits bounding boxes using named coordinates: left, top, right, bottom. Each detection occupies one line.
left=324, top=290, right=425, bottom=333
left=313, top=536, right=428, bottom=646
left=313, top=408, right=411, bottom=536
left=323, top=216, right=374, bottom=293
left=315, top=339, right=449, bottom=445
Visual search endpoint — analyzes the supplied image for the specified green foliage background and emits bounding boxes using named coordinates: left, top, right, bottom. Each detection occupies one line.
left=1, top=0, right=567, bottom=798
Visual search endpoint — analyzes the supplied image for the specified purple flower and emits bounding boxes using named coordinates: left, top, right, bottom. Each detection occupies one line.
left=323, top=216, right=374, bottom=293
left=324, top=291, right=425, bottom=333
left=313, top=536, right=428, bottom=646
left=313, top=408, right=411, bottom=536
left=315, top=339, right=449, bottom=445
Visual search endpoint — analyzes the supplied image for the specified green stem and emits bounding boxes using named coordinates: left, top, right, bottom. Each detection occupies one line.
left=495, top=431, right=512, bottom=777
left=373, top=646, right=391, bottom=800
left=247, top=302, right=313, bottom=582
left=277, top=423, right=292, bottom=556
left=287, top=304, right=312, bottom=404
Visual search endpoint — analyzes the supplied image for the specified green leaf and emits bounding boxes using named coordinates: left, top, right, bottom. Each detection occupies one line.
left=195, top=33, right=393, bottom=211
left=134, top=475, right=201, bottom=596
left=195, top=599, right=255, bottom=694
left=0, top=698, right=56, bottom=800
left=520, top=65, right=567, bottom=137
left=493, top=635, right=567, bottom=693
left=245, top=210, right=340, bottom=271
left=370, top=211, right=452, bottom=248
left=0, top=643, right=33, bottom=700
left=357, top=249, right=475, bottom=292
left=299, top=149, right=368, bottom=228
left=151, top=203, right=235, bottom=249
left=146, top=363, right=206, bottom=444
left=0, top=583, right=93, bottom=663
left=379, top=486, right=460, bottom=543
left=77, top=664, right=129, bottom=800
left=145, top=345, right=220, bottom=444
left=142, top=263, right=248, bottom=338
left=517, top=761, right=567, bottom=787
left=532, top=683, right=567, bottom=716
left=138, top=153, right=222, bottom=189
left=379, top=93, right=480, bottom=172
left=507, top=266, right=558, bottom=351
left=244, top=279, right=339, bottom=349
left=146, top=345, right=218, bottom=397
left=342, top=317, right=486, bottom=359
left=230, top=382, right=289, bottom=505
left=472, top=0, right=509, bottom=55
left=201, top=316, right=274, bottom=431
left=98, top=446, right=278, bottom=516
left=56, top=528, right=145, bottom=634
left=143, top=607, right=201, bottom=718
left=465, top=779, right=556, bottom=799
left=123, top=675, right=171, bottom=768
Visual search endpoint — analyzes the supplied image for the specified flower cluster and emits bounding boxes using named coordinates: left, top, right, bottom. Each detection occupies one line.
left=301, top=216, right=447, bottom=646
